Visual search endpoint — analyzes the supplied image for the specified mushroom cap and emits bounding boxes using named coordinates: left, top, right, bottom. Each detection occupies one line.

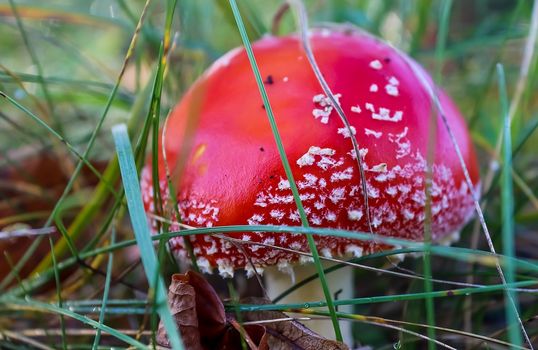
left=141, top=28, right=480, bottom=277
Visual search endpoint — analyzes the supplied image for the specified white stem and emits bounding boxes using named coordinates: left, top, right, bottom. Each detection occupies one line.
left=265, top=262, right=353, bottom=346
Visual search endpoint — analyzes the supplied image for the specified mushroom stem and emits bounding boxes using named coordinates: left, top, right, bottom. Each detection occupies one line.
left=265, top=262, right=354, bottom=346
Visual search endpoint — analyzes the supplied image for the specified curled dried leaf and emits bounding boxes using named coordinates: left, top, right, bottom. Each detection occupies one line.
left=158, top=272, right=348, bottom=350
left=240, top=297, right=349, bottom=350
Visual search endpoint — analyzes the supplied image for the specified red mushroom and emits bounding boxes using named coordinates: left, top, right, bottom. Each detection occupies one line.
left=141, top=27, right=480, bottom=342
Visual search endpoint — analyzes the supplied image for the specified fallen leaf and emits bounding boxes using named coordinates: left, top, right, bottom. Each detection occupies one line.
left=220, top=319, right=268, bottom=350
left=186, top=270, right=227, bottom=339
left=240, top=297, right=349, bottom=350
left=158, top=271, right=348, bottom=350
left=157, top=273, right=203, bottom=349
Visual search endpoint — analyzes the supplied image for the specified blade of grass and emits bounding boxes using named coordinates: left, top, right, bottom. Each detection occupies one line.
left=1, top=297, right=148, bottom=348
left=112, top=124, right=183, bottom=350
left=91, top=222, right=116, bottom=349
left=421, top=1, right=453, bottom=347
left=294, top=309, right=529, bottom=350
left=217, top=0, right=264, bottom=41
left=226, top=0, right=343, bottom=341
left=233, top=279, right=538, bottom=313
left=5, top=223, right=538, bottom=299
left=497, top=63, right=523, bottom=348
left=49, top=236, right=67, bottom=350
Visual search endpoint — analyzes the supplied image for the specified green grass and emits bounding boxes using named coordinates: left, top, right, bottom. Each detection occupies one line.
left=1, top=0, right=538, bottom=349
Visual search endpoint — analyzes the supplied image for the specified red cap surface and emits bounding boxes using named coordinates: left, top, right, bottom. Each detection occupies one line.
left=141, top=28, right=480, bottom=277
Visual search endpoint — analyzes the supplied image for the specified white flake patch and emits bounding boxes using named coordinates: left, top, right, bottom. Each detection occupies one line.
left=398, top=184, right=412, bottom=194
left=364, top=128, right=382, bottom=138
left=385, top=84, right=399, bottom=96
left=278, top=178, right=290, bottom=190
left=296, top=146, right=341, bottom=170
left=331, top=167, right=354, bottom=182
left=384, top=76, right=400, bottom=97
left=337, top=126, right=357, bottom=138
left=348, top=148, right=369, bottom=160
left=403, top=208, right=415, bottom=220
left=245, top=264, right=263, bottom=278
left=247, top=214, right=264, bottom=225
left=369, top=84, right=379, bottom=92
left=217, top=259, right=234, bottom=278
left=325, top=211, right=337, bottom=222
left=375, top=173, right=388, bottom=182
left=369, top=163, right=388, bottom=172
left=298, top=173, right=318, bottom=189
left=365, top=103, right=375, bottom=112
left=312, top=93, right=341, bottom=124
left=206, top=241, right=218, bottom=255
left=314, top=201, right=325, bottom=210
left=321, top=248, right=333, bottom=258
left=196, top=257, right=212, bottom=274
left=372, top=107, right=403, bottom=122
left=351, top=105, right=362, bottom=114
left=263, top=237, right=275, bottom=246
left=388, top=127, right=411, bottom=159
left=296, top=153, right=315, bottom=167
left=345, top=244, right=364, bottom=257
left=329, top=187, right=346, bottom=203
left=277, top=261, right=295, bottom=277
left=270, top=209, right=285, bottom=220
left=348, top=209, right=363, bottom=221
left=289, top=211, right=300, bottom=222
left=299, top=255, right=315, bottom=264
left=369, top=59, right=383, bottom=70
left=367, top=186, right=380, bottom=198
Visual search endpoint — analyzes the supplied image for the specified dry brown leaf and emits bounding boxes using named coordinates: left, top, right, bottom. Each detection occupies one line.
left=240, top=297, right=349, bottom=350
left=157, top=274, right=203, bottom=349
left=221, top=319, right=269, bottom=350
left=158, top=272, right=348, bottom=350
left=186, top=270, right=227, bottom=339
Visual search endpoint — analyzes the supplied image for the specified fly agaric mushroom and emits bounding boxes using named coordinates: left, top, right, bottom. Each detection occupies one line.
left=141, top=27, right=480, bottom=343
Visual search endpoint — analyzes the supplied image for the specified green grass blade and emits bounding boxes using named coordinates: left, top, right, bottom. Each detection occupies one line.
left=233, top=279, right=537, bottom=312
left=49, top=236, right=67, bottom=350
left=217, top=0, right=264, bottom=41
left=422, top=1, right=453, bottom=347
left=5, top=224, right=538, bottom=300
left=112, top=124, right=184, bottom=350
left=497, top=63, right=523, bottom=348
left=91, top=224, right=116, bottom=349
left=1, top=297, right=148, bottom=349
left=227, top=0, right=343, bottom=342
